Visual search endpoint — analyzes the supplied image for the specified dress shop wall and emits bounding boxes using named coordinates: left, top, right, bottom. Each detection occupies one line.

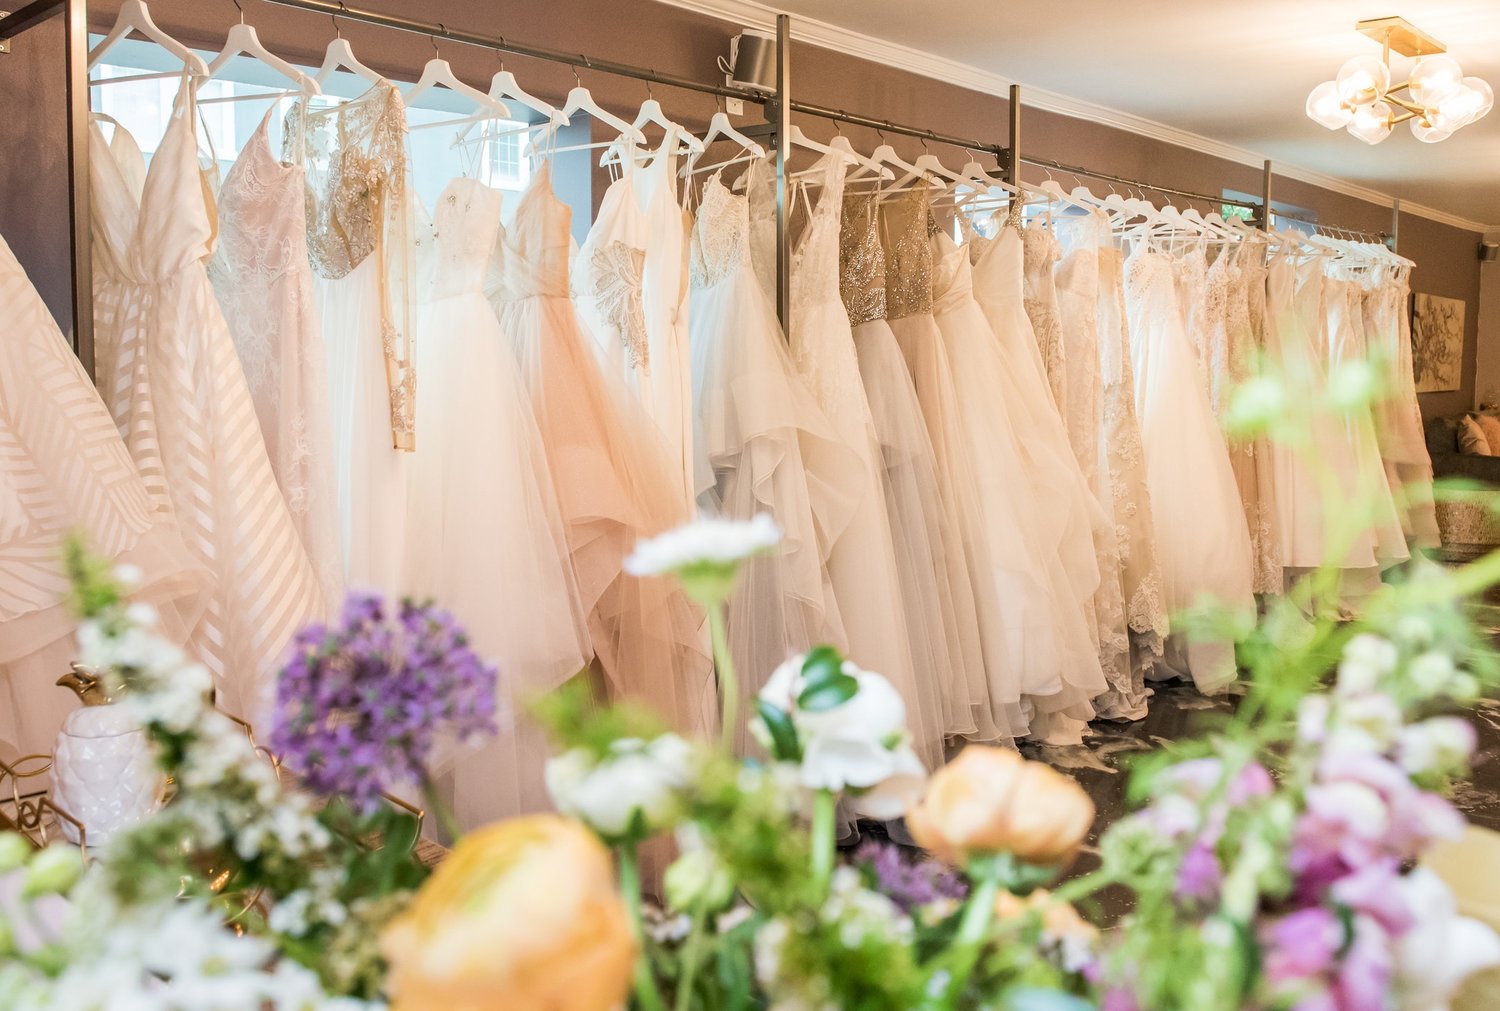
left=1475, top=231, right=1500, bottom=410
left=1, top=0, right=1484, bottom=420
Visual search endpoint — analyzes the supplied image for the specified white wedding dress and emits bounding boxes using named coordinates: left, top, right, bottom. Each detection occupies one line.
left=1123, top=244, right=1254, bottom=691
left=210, top=110, right=343, bottom=609
left=841, top=193, right=998, bottom=745
left=691, top=170, right=859, bottom=753
left=90, top=78, right=324, bottom=726
left=0, top=231, right=208, bottom=758
left=785, top=156, right=941, bottom=769
left=286, top=84, right=414, bottom=598
left=405, top=176, right=592, bottom=827
left=494, top=163, right=716, bottom=742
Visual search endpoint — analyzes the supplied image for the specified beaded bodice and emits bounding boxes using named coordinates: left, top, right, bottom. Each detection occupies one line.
left=838, top=192, right=886, bottom=326
left=879, top=187, right=934, bottom=319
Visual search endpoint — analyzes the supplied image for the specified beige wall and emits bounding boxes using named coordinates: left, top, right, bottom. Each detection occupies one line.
left=1, top=0, right=1486, bottom=419
left=1476, top=231, right=1500, bottom=410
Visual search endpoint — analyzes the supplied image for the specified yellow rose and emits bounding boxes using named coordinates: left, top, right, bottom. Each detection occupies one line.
left=382, top=815, right=636, bottom=1011
left=907, top=746, right=1094, bottom=867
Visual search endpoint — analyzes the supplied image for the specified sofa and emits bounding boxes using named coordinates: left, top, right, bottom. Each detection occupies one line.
left=1424, top=414, right=1500, bottom=559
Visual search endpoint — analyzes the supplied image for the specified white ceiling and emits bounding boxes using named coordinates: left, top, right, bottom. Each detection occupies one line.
left=672, top=0, right=1500, bottom=228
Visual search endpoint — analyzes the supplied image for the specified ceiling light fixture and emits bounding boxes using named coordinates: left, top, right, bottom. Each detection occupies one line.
left=1306, top=16, right=1493, bottom=144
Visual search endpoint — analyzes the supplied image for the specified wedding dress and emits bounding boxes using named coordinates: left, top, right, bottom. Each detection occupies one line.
left=285, top=84, right=414, bottom=597
left=90, top=78, right=324, bottom=725
left=1123, top=244, right=1254, bottom=691
left=0, top=231, right=208, bottom=758
left=209, top=110, right=342, bottom=609
left=942, top=221, right=1106, bottom=739
left=784, top=156, right=941, bottom=768
left=690, top=170, right=858, bottom=752
left=840, top=192, right=998, bottom=745
left=574, top=142, right=695, bottom=508
left=1021, top=222, right=1067, bottom=414
left=494, top=162, right=716, bottom=742
left=407, top=176, right=593, bottom=825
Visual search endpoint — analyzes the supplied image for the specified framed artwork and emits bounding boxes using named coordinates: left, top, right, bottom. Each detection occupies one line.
left=1412, top=292, right=1466, bottom=393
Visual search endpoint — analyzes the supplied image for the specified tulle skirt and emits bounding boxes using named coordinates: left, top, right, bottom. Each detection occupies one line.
left=406, top=291, right=593, bottom=827
left=853, top=317, right=1000, bottom=745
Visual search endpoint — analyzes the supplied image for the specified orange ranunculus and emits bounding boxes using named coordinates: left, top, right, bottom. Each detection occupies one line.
left=906, top=746, right=1094, bottom=867
left=381, top=815, right=636, bottom=1011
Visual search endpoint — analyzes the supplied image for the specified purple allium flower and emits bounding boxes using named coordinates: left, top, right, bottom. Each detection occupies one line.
left=851, top=839, right=968, bottom=912
left=271, top=591, right=499, bottom=810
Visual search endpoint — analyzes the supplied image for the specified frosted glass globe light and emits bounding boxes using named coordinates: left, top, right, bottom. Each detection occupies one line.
left=1409, top=54, right=1464, bottom=106
left=1348, top=101, right=1393, bottom=145
left=1411, top=119, right=1453, bottom=144
left=1306, top=81, right=1354, bottom=129
left=1457, top=76, right=1495, bottom=123
left=1335, top=54, right=1390, bottom=106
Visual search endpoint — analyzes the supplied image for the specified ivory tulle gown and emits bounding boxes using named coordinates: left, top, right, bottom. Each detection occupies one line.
left=90, top=78, right=324, bottom=725
left=493, top=163, right=716, bottom=740
left=209, top=110, right=343, bottom=610
left=286, top=83, right=414, bottom=598
left=785, top=156, right=942, bottom=769
left=928, top=218, right=1106, bottom=739
left=407, top=177, right=592, bottom=825
left=840, top=193, right=999, bottom=745
left=0, top=231, right=208, bottom=757
left=1123, top=244, right=1254, bottom=691
left=690, top=170, right=859, bottom=752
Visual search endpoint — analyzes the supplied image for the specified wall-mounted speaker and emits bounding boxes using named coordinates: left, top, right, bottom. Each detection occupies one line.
left=1481, top=242, right=1500, bottom=262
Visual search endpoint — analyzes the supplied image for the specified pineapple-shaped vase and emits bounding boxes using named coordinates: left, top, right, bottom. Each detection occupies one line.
left=51, top=664, right=166, bottom=846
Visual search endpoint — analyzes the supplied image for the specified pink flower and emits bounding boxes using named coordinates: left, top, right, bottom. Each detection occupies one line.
left=1333, top=915, right=1394, bottom=1011
left=1263, top=906, right=1343, bottom=984
left=1330, top=860, right=1413, bottom=935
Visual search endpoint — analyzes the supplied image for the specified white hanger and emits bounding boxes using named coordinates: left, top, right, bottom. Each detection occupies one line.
left=888, top=142, right=966, bottom=191
left=786, top=125, right=891, bottom=180
left=403, top=40, right=512, bottom=120
left=489, top=64, right=567, bottom=125
left=315, top=13, right=385, bottom=86
left=684, top=109, right=767, bottom=176
left=528, top=73, right=648, bottom=157
left=89, top=0, right=209, bottom=77
left=848, top=139, right=945, bottom=194
left=207, top=5, right=320, bottom=97
left=603, top=95, right=705, bottom=161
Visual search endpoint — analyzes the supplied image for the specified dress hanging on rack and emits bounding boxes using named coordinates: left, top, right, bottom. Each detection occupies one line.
left=690, top=169, right=859, bottom=753
left=90, top=77, right=325, bottom=726
left=840, top=191, right=1000, bottom=746
left=575, top=141, right=696, bottom=510
left=0, top=230, right=209, bottom=758
left=1020, top=222, right=1067, bottom=415
left=780, top=154, right=942, bottom=769
left=493, top=162, right=716, bottom=742
left=1123, top=242, right=1254, bottom=691
left=937, top=220, right=1106, bottom=741
left=284, top=83, right=414, bottom=598
left=404, top=177, right=593, bottom=826
left=209, top=109, right=343, bottom=610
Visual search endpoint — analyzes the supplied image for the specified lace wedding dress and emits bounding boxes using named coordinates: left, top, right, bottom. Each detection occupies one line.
left=406, top=177, right=593, bottom=825
left=91, top=78, right=324, bottom=726
left=785, top=156, right=941, bottom=768
left=285, top=84, right=414, bottom=596
left=841, top=193, right=998, bottom=745
left=209, top=110, right=342, bottom=609
left=691, top=170, right=859, bottom=752
left=494, top=163, right=716, bottom=741
left=574, top=142, right=695, bottom=509
left=1124, top=244, right=1254, bottom=691
left=0, top=231, right=208, bottom=757
left=936, top=222, right=1105, bottom=740
left=1021, top=222, right=1067, bottom=414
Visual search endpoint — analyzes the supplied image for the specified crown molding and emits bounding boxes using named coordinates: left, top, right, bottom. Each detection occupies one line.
left=663, top=0, right=1498, bottom=233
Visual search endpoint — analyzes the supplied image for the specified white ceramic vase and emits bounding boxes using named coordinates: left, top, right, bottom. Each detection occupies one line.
left=51, top=705, right=166, bottom=847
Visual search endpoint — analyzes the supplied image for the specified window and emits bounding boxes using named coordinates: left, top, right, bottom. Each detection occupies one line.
left=1223, top=188, right=1317, bottom=236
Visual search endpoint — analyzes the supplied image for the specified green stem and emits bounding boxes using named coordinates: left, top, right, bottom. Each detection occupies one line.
left=811, top=789, right=836, bottom=896
left=419, top=773, right=463, bottom=845
left=935, top=872, right=1001, bottom=1010
left=707, top=602, right=738, bottom=751
left=619, top=844, right=669, bottom=1011
left=673, top=904, right=711, bottom=1011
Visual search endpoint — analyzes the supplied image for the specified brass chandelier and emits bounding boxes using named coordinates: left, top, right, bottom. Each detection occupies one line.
left=1305, top=16, right=1493, bottom=144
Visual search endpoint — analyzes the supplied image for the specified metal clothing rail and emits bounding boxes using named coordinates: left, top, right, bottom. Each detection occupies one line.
left=791, top=98, right=1010, bottom=167
left=2, top=0, right=93, bottom=376
left=1021, top=154, right=1261, bottom=211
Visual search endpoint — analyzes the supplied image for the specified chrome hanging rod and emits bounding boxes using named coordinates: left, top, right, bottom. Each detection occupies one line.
left=263, top=0, right=769, bottom=103
left=1020, top=154, right=1261, bottom=211
left=789, top=99, right=1010, bottom=168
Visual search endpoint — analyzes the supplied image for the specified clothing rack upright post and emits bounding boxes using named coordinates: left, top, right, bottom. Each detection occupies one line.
left=1, top=0, right=93, bottom=377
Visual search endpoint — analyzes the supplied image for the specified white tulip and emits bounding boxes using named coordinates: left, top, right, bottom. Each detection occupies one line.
left=624, top=514, right=782, bottom=577
left=1393, top=868, right=1500, bottom=1011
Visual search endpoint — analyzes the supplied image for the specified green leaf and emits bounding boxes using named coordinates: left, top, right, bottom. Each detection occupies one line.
left=756, top=700, right=801, bottom=761
left=797, top=672, right=859, bottom=713
left=799, top=645, right=845, bottom=689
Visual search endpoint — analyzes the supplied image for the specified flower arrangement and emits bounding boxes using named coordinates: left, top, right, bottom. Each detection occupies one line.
left=6, top=363, right=1500, bottom=1010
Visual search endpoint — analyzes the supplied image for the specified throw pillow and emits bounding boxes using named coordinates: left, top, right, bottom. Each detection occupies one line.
left=1477, top=414, right=1500, bottom=455
left=1458, top=414, right=1492, bottom=456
